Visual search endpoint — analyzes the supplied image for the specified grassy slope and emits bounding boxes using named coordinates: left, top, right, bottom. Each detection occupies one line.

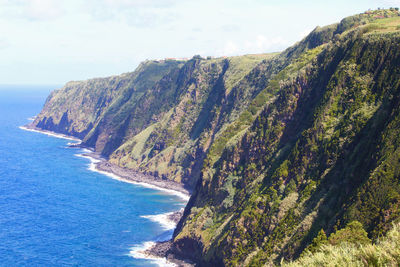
left=107, top=53, right=278, bottom=186
left=33, top=60, right=183, bottom=138
left=32, top=9, right=400, bottom=266
left=171, top=9, right=400, bottom=266
left=283, top=221, right=400, bottom=267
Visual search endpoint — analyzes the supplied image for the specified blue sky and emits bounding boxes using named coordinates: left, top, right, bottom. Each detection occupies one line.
left=0, top=0, right=399, bottom=85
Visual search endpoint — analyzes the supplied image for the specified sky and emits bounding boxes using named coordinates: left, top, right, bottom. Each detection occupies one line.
left=0, top=0, right=399, bottom=85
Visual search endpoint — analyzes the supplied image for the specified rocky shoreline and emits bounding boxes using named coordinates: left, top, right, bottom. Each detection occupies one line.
left=22, top=124, right=194, bottom=266
left=143, top=241, right=195, bottom=267
left=85, top=155, right=194, bottom=266
left=133, top=208, right=195, bottom=266
left=23, top=125, right=191, bottom=198
left=94, top=160, right=190, bottom=197
left=87, top=158, right=194, bottom=266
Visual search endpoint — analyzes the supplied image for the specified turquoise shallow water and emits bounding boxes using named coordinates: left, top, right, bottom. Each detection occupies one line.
left=0, top=86, right=185, bottom=266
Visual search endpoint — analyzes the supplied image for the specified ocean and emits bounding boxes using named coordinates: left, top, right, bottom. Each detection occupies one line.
left=0, top=86, right=186, bottom=266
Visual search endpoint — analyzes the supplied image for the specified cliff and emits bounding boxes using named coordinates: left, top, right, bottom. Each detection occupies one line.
left=170, top=9, right=400, bottom=265
left=31, top=9, right=400, bottom=266
left=33, top=53, right=288, bottom=188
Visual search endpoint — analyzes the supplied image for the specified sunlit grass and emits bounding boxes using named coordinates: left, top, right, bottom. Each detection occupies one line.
left=283, top=222, right=400, bottom=267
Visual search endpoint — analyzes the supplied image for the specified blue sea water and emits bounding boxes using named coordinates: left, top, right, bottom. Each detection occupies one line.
left=0, top=86, right=186, bottom=266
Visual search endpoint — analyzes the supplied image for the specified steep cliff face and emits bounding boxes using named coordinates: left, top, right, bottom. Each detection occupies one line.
left=32, top=9, right=400, bottom=266
left=170, top=10, right=400, bottom=265
left=108, top=54, right=288, bottom=187
left=33, top=24, right=335, bottom=188
left=33, top=53, right=293, bottom=187
left=33, top=8, right=346, bottom=188
left=34, top=60, right=184, bottom=139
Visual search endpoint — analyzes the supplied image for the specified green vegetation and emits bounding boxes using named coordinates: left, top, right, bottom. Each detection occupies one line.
left=224, top=53, right=278, bottom=94
left=303, top=229, right=327, bottom=255
left=328, top=221, right=371, bottom=246
left=172, top=9, right=400, bottom=266
left=284, top=222, right=400, bottom=267
left=34, top=59, right=183, bottom=139
left=33, top=9, right=400, bottom=266
left=304, top=221, right=370, bottom=256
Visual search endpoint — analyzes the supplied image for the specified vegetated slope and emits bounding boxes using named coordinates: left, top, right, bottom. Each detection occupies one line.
left=33, top=32, right=325, bottom=188
left=283, top=220, right=400, bottom=267
left=32, top=10, right=339, bottom=189
left=31, top=8, right=400, bottom=266
left=106, top=53, right=281, bottom=187
left=169, top=9, right=400, bottom=266
left=33, top=54, right=282, bottom=187
left=34, top=59, right=185, bottom=139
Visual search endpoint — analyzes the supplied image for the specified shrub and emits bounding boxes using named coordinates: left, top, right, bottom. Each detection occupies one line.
left=328, top=221, right=371, bottom=246
left=283, top=222, right=400, bottom=267
left=304, top=229, right=328, bottom=254
left=222, top=175, right=239, bottom=208
left=203, top=217, right=214, bottom=230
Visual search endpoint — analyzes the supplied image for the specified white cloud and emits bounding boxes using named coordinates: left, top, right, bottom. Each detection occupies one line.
left=220, top=41, right=239, bottom=55
left=0, top=0, right=385, bottom=84
left=25, top=0, right=65, bottom=20
left=85, top=0, right=180, bottom=27
left=244, top=34, right=288, bottom=53
left=381, top=0, right=400, bottom=6
left=299, top=28, right=313, bottom=39
left=220, top=24, right=241, bottom=32
left=0, top=39, right=10, bottom=49
left=100, top=0, right=178, bottom=8
left=0, top=0, right=65, bottom=21
left=216, top=34, right=289, bottom=57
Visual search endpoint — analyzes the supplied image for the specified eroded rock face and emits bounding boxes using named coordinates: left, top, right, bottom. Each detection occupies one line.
left=171, top=12, right=400, bottom=266
left=32, top=53, right=284, bottom=188
left=32, top=9, right=400, bottom=266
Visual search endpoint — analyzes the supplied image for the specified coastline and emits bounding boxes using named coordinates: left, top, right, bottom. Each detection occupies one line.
left=20, top=124, right=192, bottom=266
left=19, top=125, right=81, bottom=142
left=95, top=160, right=190, bottom=201
left=132, top=240, right=195, bottom=267
left=21, top=125, right=190, bottom=200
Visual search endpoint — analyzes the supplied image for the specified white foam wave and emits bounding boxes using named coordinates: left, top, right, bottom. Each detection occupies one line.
left=74, top=153, right=100, bottom=172
left=75, top=153, right=190, bottom=202
left=132, top=182, right=190, bottom=202
left=21, top=120, right=185, bottom=267
left=76, top=152, right=186, bottom=266
left=141, top=212, right=177, bottom=230
left=20, top=122, right=189, bottom=202
left=129, top=241, right=176, bottom=267
left=19, top=126, right=81, bottom=142
left=67, top=141, right=82, bottom=146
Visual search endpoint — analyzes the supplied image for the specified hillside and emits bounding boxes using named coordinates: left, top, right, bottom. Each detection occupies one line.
left=283, top=220, right=400, bottom=266
left=32, top=51, right=291, bottom=188
left=30, top=9, right=400, bottom=266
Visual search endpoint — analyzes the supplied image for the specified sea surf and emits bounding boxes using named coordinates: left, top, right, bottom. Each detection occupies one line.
left=0, top=86, right=186, bottom=266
